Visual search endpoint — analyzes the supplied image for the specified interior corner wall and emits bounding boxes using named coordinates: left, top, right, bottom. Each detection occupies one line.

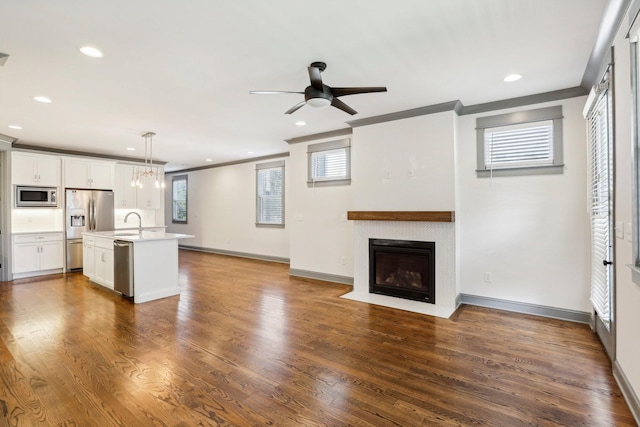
left=164, top=158, right=289, bottom=260
left=455, top=97, right=591, bottom=312
left=287, top=138, right=354, bottom=278
left=351, top=111, right=456, bottom=211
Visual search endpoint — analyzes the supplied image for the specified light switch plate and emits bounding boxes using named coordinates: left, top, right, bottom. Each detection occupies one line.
left=625, top=222, right=633, bottom=241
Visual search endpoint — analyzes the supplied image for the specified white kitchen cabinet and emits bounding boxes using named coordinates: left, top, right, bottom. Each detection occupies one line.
left=83, top=236, right=113, bottom=289
left=64, top=158, right=114, bottom=190
left=12, top=233, right=64, bottom=276
left=12, top=152, right=61, bottom=187
left=114, top=165, right=138, bottom=208
left=136, top=166, right=163, bottom=209
left=94, top=238, right=114, bottom=289
left=83, top=236, right=95, bottom=280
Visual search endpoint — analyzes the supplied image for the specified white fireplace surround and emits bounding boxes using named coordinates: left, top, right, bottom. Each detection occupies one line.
left=342, top=218, right=458, bottom=318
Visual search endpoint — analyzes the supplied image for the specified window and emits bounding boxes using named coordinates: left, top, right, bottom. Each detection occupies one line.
left=476, top=105, right=564, bottom=177
left=256, top=160, right=284, bottom=227
left=172, top=175, right=187, bottom=224
left=307, top=139, right=351, bottom=184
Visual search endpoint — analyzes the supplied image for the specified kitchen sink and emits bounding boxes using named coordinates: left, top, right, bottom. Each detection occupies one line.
left=114, top=232, right=140, bottom=237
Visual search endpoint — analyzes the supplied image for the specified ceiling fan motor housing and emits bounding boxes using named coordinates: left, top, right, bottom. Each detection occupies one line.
left=305, top=85, right=333, bottom=107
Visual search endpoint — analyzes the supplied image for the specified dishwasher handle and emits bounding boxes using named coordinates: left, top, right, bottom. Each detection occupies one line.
left=114, top=240, right=131, bottom=247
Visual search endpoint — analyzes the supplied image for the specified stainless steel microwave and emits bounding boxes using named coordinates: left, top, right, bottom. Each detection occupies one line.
left=15, top=186, right=58, bottom=207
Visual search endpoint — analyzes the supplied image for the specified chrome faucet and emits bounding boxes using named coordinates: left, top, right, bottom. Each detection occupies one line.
left=124, top=212, right=143, bottom=234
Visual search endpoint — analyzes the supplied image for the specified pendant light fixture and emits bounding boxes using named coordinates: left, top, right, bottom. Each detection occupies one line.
left=131, top=131, right=165, bottom=189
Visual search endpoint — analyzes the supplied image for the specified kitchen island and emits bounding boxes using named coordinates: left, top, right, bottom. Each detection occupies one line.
left=82, top=230, right=194, bottom=303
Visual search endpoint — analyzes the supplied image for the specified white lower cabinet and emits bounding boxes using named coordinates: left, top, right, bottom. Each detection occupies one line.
left=12, top=233, right=64, bottom=276
left=83, top=236, right=114, bottom=289
left=83, top=237, right=95, bottom=280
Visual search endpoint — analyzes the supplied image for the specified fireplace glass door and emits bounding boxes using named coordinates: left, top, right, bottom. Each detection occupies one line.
left=369, top=239, right=435, bottom=303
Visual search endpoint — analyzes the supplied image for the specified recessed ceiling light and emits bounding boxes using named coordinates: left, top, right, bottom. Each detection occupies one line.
left=205, top=158, right=212, bottom=162
left=296, top=121, right=306, bottom=126
left=34, top=96, right=52, bottom=103
left=126, top=147, right=135, bottom=151
left=504, top=74, right=522, bottom=83
left=248, top=151, right=255, bottom=154
left=8, top=125, right=22, bottom=130
left=80, top=46, right=104, bottom=58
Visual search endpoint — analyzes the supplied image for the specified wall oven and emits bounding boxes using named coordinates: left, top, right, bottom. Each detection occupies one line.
left=15, top=186, right=58, bottom=207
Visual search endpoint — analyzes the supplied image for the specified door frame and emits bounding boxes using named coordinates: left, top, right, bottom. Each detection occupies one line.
left=585, top=51, right=616, bottom=360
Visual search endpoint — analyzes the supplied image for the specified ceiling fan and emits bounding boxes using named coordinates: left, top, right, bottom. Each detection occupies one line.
left=250, top=61, right=387, bottom=115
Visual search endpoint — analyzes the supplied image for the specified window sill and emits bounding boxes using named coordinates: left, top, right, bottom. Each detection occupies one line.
left=256, top=223, right=285, bottom=229
left=626, top=264, right=640, bottom=286
left=307, top=179, right=351, bottom=187
left=476, top=164, right=564, bottom=178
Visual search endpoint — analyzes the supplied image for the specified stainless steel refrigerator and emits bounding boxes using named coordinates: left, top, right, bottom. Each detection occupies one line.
left=66, top=189, right=114, bottom=270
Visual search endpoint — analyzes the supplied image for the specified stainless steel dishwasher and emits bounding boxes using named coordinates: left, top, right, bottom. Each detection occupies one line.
left=114, top=240, right=134, bottom=298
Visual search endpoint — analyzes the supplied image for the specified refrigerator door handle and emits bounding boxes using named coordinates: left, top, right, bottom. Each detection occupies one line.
left=92, top=198, right=97, bottom=230
left=93, top=198, right=97, bottom=230
left=89, top=198, right=95, bottom=231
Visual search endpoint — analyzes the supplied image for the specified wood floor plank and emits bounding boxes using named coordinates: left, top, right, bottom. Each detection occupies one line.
left=0, top=250, right=636, bottom=426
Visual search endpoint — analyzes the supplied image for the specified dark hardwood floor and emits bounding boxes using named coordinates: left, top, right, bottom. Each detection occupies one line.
left=0, top=249, right=636, bottom=426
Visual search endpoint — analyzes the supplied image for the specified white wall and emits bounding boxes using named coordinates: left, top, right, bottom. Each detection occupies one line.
left=352, top=111, right=456, bottom=211
left=165, top=158, right=289, bottom=260
left=455, top=97, right=591, bottom=311
left=611, top=3, right=640, bottom=411
left=288, top=137, right=353, bottom=278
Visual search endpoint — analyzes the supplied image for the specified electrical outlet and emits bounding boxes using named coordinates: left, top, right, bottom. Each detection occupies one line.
left=484, top=272, right=492, bottom=283
left=341, top=256, right=347, bottom=265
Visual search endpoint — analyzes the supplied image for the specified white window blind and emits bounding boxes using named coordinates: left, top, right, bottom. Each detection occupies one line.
left=256, top=162, right=284, bottom=226
left=484, top=121, right=554, bottom=169
left=586, top=89, right=611, bottom=329
left=311, top=148, right=348, bottom=181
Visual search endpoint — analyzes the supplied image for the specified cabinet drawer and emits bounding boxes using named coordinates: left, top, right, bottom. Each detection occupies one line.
left=94, top=237, right=114, bottom=250
left=13, top=233, right=63, bottom=244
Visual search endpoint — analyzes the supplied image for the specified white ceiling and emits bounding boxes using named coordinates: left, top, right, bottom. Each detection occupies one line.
left=0, top=0, right=607, bottom=171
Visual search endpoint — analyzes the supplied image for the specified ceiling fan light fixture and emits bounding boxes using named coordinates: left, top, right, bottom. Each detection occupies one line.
left=307, top=97, right=331, bottom=108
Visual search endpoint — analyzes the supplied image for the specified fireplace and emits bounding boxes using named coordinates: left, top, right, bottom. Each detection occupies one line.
left=369, top=239, right=435, bottom=303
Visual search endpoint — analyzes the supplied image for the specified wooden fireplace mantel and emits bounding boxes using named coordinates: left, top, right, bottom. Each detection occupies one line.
left=347, top=211, right=455, bottom=222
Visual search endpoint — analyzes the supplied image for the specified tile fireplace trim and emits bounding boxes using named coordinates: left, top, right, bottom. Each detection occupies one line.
left=347, top=211, right=455, bottom=222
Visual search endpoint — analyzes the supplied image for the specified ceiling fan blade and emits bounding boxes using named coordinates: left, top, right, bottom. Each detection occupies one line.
left=285, top=100, right=307, bottom=114
left=331, top=98, right=357, bottom=115
left=308, top=66, right=324, bottom=90
left=250, top=90, right=304, bottom=95
left=331, top=87, right=387, bottom=97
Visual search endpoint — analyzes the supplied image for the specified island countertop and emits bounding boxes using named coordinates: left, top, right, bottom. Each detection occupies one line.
left=83, top=230, right=194, bottom=242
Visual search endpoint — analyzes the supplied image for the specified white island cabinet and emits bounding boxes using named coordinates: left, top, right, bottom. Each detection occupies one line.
left=82, top=230, right=193, bottom=303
